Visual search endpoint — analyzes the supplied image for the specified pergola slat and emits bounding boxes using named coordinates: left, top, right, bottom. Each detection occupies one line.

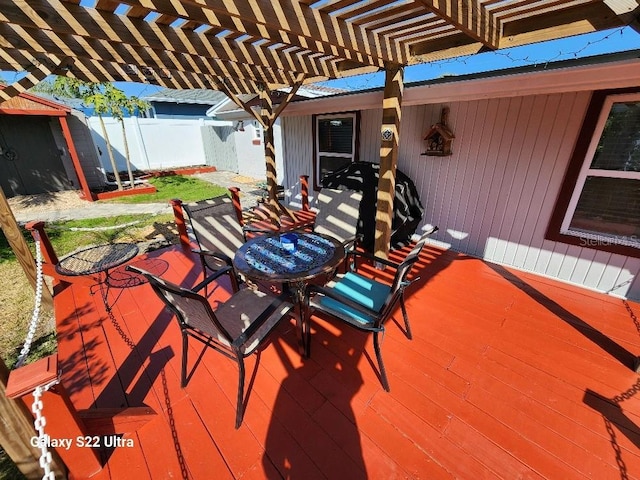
left=3, top=0, right=347, bottom=83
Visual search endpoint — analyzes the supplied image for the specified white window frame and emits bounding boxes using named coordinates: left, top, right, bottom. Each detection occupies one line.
left=560, top=92, right=640, bottom=248
left=314, top=113, right=357, bottom=184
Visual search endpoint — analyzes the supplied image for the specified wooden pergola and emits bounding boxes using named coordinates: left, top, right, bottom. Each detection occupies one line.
left=0, top=2, right=639, bottom=476
left=1, top=0, right=639, bottom=257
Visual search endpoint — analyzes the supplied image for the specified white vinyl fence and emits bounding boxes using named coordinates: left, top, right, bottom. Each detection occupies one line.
left=86, top=116, right=232, bottom=174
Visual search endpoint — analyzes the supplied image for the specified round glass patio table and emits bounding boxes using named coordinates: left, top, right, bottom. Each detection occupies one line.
left=233, top=232, right=345, bottom=356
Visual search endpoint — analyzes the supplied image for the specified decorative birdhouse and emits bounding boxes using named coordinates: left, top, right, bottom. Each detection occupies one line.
left=422, top=107, right=455, bottom=156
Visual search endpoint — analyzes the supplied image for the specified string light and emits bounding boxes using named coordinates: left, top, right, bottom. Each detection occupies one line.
left=336, top=26, right=633, bottom=91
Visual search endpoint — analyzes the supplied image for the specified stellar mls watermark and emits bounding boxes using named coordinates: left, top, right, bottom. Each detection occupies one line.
left=579, top=234, right=638, bottom=247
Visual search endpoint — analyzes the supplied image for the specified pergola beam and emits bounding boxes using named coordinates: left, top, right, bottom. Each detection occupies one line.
left=415, top=0, right=499, bottom=50
left=120, top=0, right=400, bottom=66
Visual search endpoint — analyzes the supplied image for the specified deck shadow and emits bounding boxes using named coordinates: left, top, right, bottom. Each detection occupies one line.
left=584, top=384, right=640, bottom=480
left=488, top=263, right=638, bottom=370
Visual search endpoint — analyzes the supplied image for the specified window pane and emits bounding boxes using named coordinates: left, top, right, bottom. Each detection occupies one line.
left=591, top=102, right=640, bottom=172
left=319, top=156, right=352, bottom=180
left=569, top=176, right=640, bottom=240
left=318, top=118, right=353, bottom=154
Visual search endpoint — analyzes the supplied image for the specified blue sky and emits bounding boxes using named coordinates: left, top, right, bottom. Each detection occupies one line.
left=2, top=26, right=640, bottom=97
left=322, top=26, right=640, bottom=91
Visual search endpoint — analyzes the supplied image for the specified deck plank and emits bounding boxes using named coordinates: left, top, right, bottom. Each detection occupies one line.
left=48, top=244, right=640, bottom=479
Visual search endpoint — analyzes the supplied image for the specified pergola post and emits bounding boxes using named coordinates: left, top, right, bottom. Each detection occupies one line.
left=374, top=65, right=404, bottom=259
left=0, top=189, right=53, bottom=306
left=259, top=86, right=281, bottom=226
left=216, top=76, right=305, bottom=228
left=0, top=358, right=66, bottom=479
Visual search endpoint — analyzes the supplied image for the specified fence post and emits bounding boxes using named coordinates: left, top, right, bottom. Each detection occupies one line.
left=6, top=355, right=101, bottom=478
left=0, top=357, right=66, bottom=479
left=228, top=187, right=245, bottom=226
left=25, top=221, right=59, bottom=267
left=300, top=175, right=309, bottom=211
left=169, top=199, right=190, bottom=248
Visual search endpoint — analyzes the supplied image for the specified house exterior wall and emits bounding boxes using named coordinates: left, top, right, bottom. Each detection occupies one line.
left=281, top=91, right=640, bottom=300
left=234, top=123, right=266, bottom=180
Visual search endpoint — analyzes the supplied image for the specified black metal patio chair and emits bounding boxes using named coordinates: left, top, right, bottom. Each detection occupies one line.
left=183, top=195, right=269, bottom=291
left=304, top=226, right=438, bottom=391
left=127, top=265, right=293, bottom=428
left=312, top=188, right=363, bottom=251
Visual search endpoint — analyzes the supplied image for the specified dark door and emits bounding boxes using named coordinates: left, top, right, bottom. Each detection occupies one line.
left=0, top=115, right=71, bottom=197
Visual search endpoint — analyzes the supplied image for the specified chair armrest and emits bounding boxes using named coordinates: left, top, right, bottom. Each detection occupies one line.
left=242, top=225, right=276, bottom=234
left=347, top=250, right=400, bottom=270
left=306, top=284, right=380, bottom=318
left=191, top=266, right=236, bottom=293
left=231, top=292, right=293, bottom=349
left=192, top=248, right=232, bottom=266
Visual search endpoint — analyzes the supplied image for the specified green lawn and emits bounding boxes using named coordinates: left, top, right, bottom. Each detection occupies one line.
left=105, top=175, right=228, bottom=204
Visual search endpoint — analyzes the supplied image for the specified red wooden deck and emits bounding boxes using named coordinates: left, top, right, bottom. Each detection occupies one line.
left=50, top=243, right=640, bottom=479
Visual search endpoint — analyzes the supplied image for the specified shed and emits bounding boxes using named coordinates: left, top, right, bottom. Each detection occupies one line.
left=0, top=89, right=92, bottom=200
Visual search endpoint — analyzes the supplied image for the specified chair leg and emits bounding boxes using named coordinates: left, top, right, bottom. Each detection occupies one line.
left=181, top=331, right=189, bottom=388
left=400, top=295, right=413, bottom=340
left=236, top=357, right=246, bottom=429
left=373, top=331, right=390, bottom=392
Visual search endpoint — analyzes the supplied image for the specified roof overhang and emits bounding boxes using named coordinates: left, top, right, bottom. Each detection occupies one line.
left=277, top=51, right=640, bottom=116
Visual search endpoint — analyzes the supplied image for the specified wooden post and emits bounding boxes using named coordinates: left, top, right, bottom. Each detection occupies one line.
left=6, top=355, right=101, bottom=479
left=0, top=358, right=66, bottom=479
left=59, top=115, right=95, bottom=202
left=25, top=222, right=59, bottom=266
left=300, top=175, right=310, bottom=211
left=228, top=187, right=245, bottom=226
left=374, top=65, right=404, bottom=260
left=169, top=199, right=190, bottom=248
left=0, top=190, right=53, bottom=306
left=259, top=87, right=281, bottom=227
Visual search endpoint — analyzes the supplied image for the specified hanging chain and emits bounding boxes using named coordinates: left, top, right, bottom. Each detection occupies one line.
left=31, top=378, right=60, bottom=480
left=598, top=299, right=640, bottom=478
left=16, top=238, right=44, bottom=368
left=623, top=299, right=640, bottom=337
left=12, top=237, right=58, bottom=478
left=603, top=415, right=628, bottom=480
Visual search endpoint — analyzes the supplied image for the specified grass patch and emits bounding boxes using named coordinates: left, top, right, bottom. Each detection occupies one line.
left=42, top=213, right=176, bottom=257
left=105, top=175, right=228, bottom=204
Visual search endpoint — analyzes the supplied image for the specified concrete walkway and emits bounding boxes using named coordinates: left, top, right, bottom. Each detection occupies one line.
left=12, top=170, right=266, bottom=224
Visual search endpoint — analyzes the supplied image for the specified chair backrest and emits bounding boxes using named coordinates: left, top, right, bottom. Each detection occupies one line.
left=313, top=188, right=363, bottom=244
left=132, top=267, right=233, bottom=346
left=380, top=226, right=438, bottom=321
left=183, top=195, right=245, bottom=262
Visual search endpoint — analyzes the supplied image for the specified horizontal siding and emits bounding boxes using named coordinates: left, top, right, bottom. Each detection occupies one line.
left=282, top=91, right=640, bottom=300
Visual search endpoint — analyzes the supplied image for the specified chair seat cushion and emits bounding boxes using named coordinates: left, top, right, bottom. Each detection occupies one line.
left=316, top=272, right=390, bottom=326
left=214, top=289, right=292, bottom=354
